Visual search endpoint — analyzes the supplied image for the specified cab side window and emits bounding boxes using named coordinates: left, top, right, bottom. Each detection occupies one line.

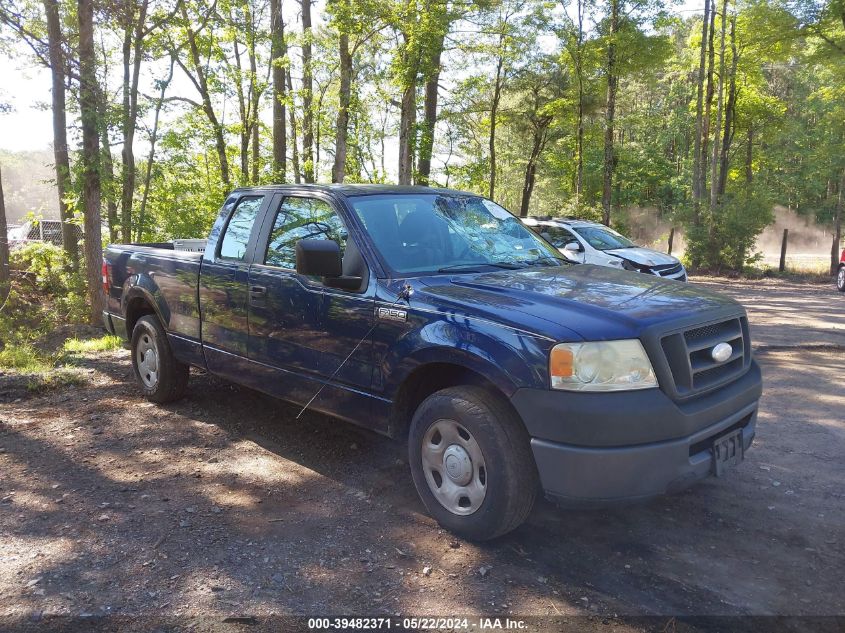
left=218, top=196, right=264, bottom=260
left=264, top=197, right=348, bottom=269
left=542, top=226, right=579, bottom=249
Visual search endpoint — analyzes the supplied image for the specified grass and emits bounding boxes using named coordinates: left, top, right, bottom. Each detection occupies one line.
left=0, top=334, right=123, bottom=394
left=0, top=344, right=52, bottom=374
left=62, top=335, right=123, bottom=354
left=26, top=368, right=89, bottom=393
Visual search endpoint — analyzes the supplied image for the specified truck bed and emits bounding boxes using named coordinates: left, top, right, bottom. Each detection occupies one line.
left=104, top=243, right=205, bottom=348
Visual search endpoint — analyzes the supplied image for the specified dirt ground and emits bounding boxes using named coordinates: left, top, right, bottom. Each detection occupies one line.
left=1, top=277, right=843, bottom=630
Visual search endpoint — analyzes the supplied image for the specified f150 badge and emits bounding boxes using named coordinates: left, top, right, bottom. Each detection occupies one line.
left=377, top=306, right=408, bottom=322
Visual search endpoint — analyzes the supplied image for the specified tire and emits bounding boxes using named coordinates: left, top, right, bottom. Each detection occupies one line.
left=408, top=385, right=538, bottom=541
left=837, top=266, right=845, bottom=292
left=130, top=315, right=189, bottom=403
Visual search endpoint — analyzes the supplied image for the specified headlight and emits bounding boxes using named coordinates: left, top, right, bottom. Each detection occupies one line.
left=549, top=340, right=658, bottom=391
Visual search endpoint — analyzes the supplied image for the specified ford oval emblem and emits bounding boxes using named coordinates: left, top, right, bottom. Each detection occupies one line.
left=711, top=342, right=733, bottom=363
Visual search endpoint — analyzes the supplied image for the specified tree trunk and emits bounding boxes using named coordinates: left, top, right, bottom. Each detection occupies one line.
left=0, top=165, right=9, bottom=290
left=745, top=123, right=753, bottom=185
left=709, top=0, right=728, bottom=211
left=700, top=2, right=716, bottom=205
left=233, top=34, right=250, bottom=183
left=717, top=12, right=737, bottom=196
left=120, top=0, right=149, bottom=243
left=247, top=2, right=259, bottom=185
left=601, top=0, right=619, bottom=226
left=77, top=0, right=105, bottom=323
left=137, top=58, right=174, bottom=242
left=301, top=0, right=314, bottom=182
left=99, top=105, right=118, bottom=243
left=398, top=81, right=416, bottom=185
left=286, top=69, right=302, bottom=183
left=332, top=31, right=352, bottom=183
left=692, top=0, right=711, bottom=219
left=488, top=54, right=504, bottom=199
left=417, top=34, right=444, bottom=186
left=270, top=0, right=287, bottom=181
left=574, top=0, right=585, bottom=201
left=43, top=0, right=78, bottom=267
left=832, top=169, right=844, bottom=275
left=520, top=119, right=551, bottom=217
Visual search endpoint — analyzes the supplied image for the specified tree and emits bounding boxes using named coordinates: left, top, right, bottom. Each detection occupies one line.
left=301, top=0, right=315, bottom=182
left=691, top=0, right=711, bottom=219
left=270, top=0, right=287, bottom=180
left=136, top=56, right=174, bottom=241
left=559, top=0, right=590, bottom=201
left=43, top=0, right=79, bottom=266
left=832, top=169, right=844, bottom=274
left=328, top=0, right=383, bottom=182
left=601, top=0, right=619, bottom=225
left=509, top=59, right=568, bottom=216
left=77, top=0, right=105, bottom=323
left=175, top=0, right=232, bottom=189
left=0, top=164, right=9, bottom=291
left=117, top=0, right=150, bottom=243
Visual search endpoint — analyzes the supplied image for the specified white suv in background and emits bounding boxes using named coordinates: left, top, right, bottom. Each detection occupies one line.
left=523, top=216, right=687, bottom=282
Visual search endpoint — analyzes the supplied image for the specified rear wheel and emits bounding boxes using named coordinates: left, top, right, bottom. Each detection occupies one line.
left=131, top=315, right=189, bottom=403
left=408, top=386, right=538, bottom=541
left=837, top=266, right=845, bottom=292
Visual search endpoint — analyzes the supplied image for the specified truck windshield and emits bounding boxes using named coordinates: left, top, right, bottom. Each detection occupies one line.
left=351, top=194, right=565, bottom=275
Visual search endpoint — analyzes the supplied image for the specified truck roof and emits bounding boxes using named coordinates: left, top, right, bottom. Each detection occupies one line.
left=230, top=183, right=478, bottom=198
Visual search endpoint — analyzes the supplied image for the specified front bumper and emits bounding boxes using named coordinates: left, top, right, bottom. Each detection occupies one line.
left=511, top=360, right=761, bottom=504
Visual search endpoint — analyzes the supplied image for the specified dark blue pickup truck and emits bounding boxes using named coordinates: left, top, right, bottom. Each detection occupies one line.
left=103, top=185, right=762, bottom=540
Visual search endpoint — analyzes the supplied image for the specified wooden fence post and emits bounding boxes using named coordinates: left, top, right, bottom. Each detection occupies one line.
left=667, top=227, right=675, bottom=256
left=779, top=228, right=788, bottom=272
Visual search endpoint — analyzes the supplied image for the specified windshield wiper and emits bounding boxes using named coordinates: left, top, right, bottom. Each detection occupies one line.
left=521, top=257, right=566, bottom=267
left=437, top=261, right=526, bottom=273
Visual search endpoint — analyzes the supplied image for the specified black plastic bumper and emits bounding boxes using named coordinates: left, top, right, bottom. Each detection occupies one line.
left=102, top=311, right=128, bottom=339
left=510, top=361, right=762, bottom=504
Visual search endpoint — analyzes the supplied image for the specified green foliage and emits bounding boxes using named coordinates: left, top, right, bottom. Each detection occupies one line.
left=682, top=190, right=774, bottom=272
left=8, top=242, right=87, bottom=323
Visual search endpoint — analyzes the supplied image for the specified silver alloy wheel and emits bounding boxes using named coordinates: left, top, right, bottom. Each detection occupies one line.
left=838, top=267, right=845, bottom=291
left=136, top=333, right=159, bottom=388
left=421, top=418, right=487, bottom=515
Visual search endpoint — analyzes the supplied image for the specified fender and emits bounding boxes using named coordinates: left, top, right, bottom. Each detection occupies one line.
left=121, top=273, right=171, bottom=332
left=381, top=317, right=553, bottom=399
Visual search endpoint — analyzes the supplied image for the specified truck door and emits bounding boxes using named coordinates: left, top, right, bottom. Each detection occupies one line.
left=247, top=194, right=380, bottom=427
left=199, top=194, right=268, bottom=382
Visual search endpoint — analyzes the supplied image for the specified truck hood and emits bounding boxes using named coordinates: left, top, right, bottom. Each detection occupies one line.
left=604, top=247, right=680, bottom=267
left=412, top=264, right=740, bottom=342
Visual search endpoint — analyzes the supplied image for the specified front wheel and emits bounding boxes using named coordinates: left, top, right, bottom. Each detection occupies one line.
left=408, top=386, right=538, bottom=541
left=837, top=266, right=845, bottom=292
left=131, top=315, right=189, bottom=403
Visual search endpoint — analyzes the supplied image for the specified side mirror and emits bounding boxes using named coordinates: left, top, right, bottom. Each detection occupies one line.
left=295, top=239, right=363, bottom=291
left=563, top=241, right=583, bottom=253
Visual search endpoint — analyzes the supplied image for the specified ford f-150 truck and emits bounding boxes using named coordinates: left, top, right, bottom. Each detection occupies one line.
left=103, top=185, right=762, bottom=540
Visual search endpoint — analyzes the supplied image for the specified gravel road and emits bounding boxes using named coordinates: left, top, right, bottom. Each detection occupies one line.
left=1, top=278, right=843, bottom=631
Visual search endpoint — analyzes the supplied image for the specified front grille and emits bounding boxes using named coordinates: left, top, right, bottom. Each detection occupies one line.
left=654, top=263, right=684, bottom=277
left=660, top=316, right=750, bottom=398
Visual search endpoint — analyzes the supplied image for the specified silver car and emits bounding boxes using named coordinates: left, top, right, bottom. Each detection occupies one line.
left=522, top=217, right=687, bottom=281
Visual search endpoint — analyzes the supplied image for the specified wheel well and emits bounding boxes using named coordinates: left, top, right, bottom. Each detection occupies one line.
left=125, top=296, right=157, bottom=337
left=390, top=362, right=513, bottom=438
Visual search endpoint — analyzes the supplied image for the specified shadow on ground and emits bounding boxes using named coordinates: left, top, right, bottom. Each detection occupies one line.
left=1, top=337, right=843, bottom=625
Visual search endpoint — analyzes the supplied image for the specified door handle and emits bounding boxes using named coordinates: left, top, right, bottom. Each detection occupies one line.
left=249, top=285, right=267, bottom=299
